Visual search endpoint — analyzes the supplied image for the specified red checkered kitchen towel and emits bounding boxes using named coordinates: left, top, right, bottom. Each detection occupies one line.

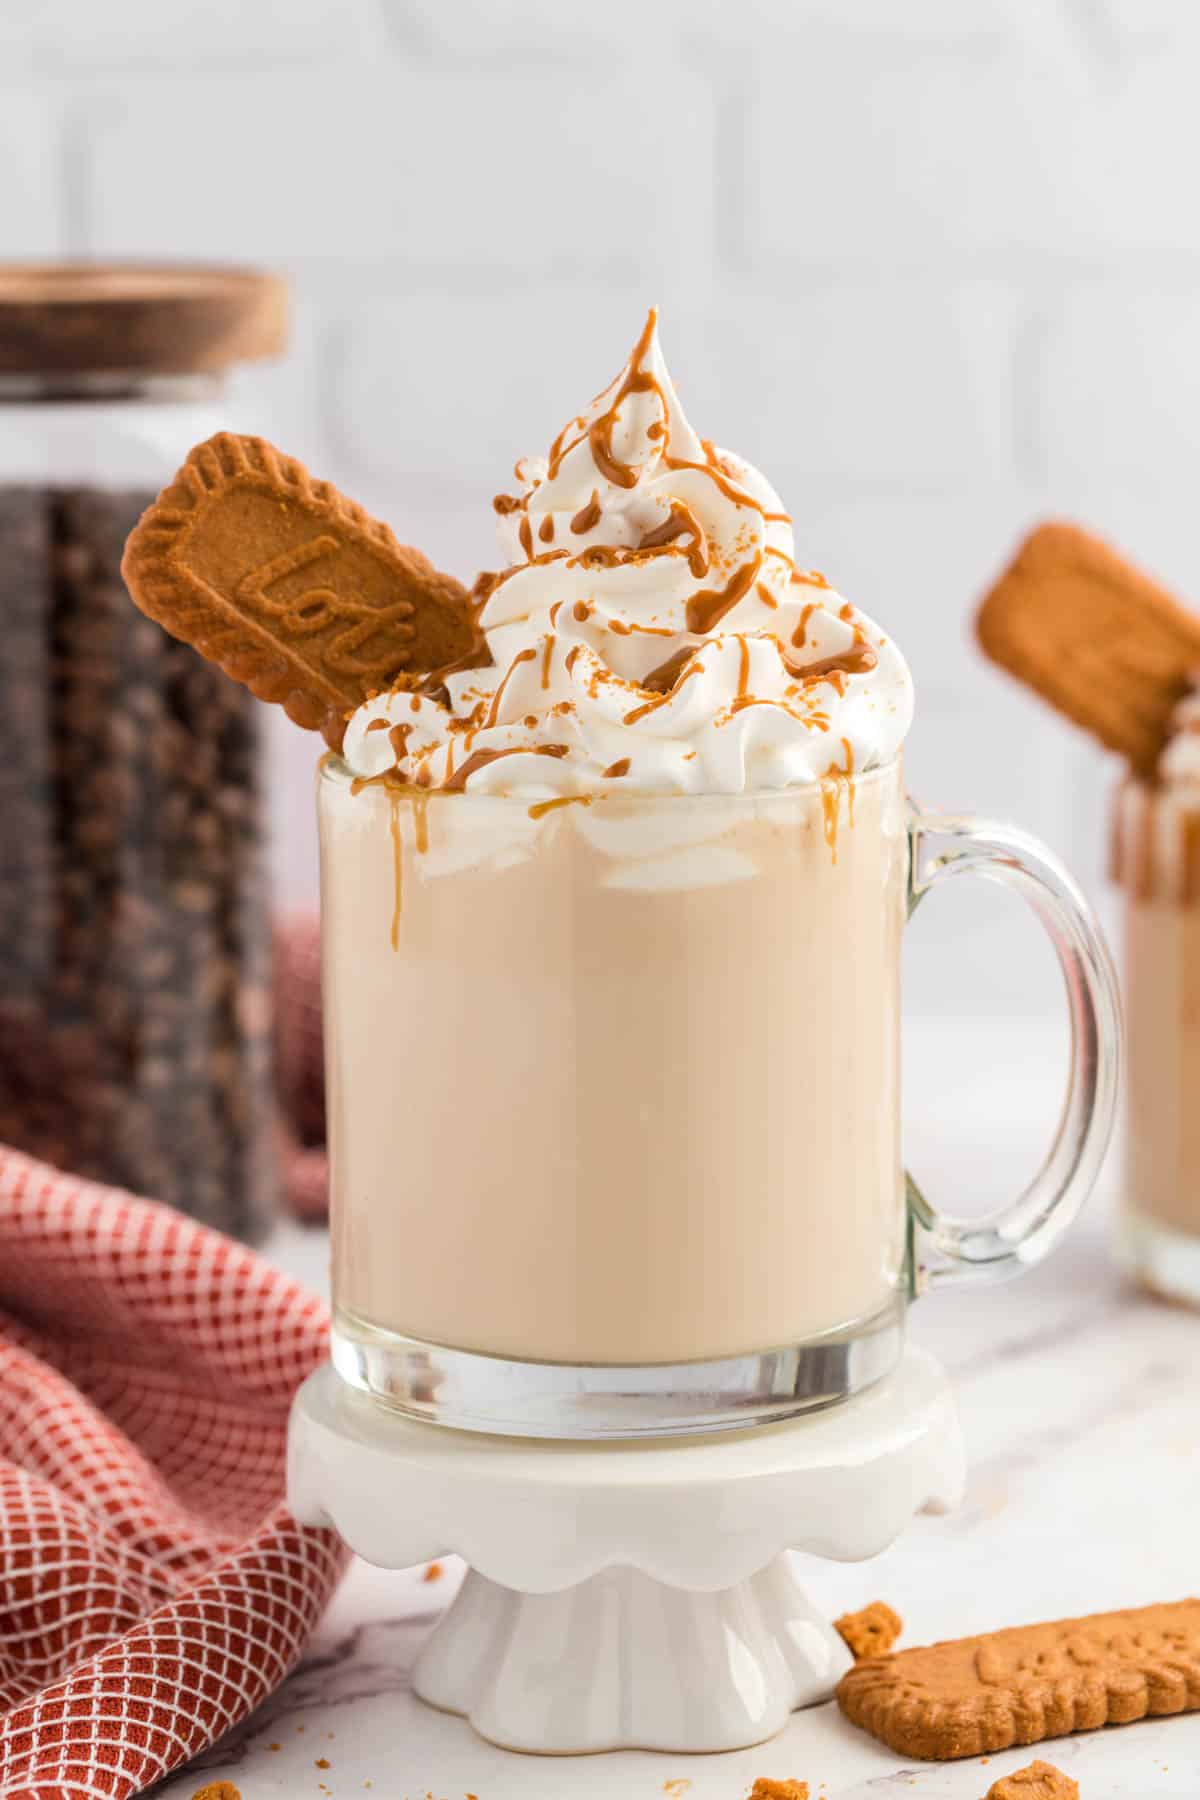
left=0, top=1143, right=347, bottom=1800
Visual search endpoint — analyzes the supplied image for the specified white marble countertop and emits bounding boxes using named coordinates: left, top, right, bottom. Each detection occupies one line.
left=157, top=1021, right=1200, bottom=1800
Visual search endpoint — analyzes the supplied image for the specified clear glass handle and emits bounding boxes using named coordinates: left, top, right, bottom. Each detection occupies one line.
left=907, top=807, right=1121, bottom=1288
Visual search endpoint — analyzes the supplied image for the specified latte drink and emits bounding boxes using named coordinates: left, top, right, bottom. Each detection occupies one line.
left=1114, top=771, right=1200, bottom=1300
left=322, top=758, right=908, bottom=1368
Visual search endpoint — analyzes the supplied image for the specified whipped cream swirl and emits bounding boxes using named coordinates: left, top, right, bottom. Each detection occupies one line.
left=342, top=311, right=913, bottom=796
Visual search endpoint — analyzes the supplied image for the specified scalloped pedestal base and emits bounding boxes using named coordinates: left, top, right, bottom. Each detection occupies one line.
left=414, top=1557, right=850, bottom=1753
left=288, top=1346, right=963, bottom=1754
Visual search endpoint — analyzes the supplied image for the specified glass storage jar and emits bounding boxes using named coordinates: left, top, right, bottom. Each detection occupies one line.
left=0, top=263, right=288, bottom=1239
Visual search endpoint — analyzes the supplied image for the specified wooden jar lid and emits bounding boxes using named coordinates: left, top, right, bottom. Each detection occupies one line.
left=0, top=263, right=289, bottom=376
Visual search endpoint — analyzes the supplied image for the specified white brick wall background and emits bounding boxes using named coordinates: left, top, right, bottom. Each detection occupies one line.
left=7, top=0, right=1199, bottom=1036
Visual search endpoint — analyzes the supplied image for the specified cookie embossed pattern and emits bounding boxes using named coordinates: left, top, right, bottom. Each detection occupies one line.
left=837, top=1599, right=1200, bottom=1760
left=122, top=434, right=480, bottom=749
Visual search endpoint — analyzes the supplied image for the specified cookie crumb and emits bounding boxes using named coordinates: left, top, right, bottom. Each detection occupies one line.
left=664, top=1782, right=691, bottom=1797
left=190, top=1785, right=241, bottom=1800
left=984, top=1760, right=1078, bottom=1799
left=316, top=1758, right=331, bottom=1770
left=422, top=1561, right=444, bottom=1582
left=750, top=1782, right=808, bottom=1799
left=834, top=1600, right=902, bottom=1660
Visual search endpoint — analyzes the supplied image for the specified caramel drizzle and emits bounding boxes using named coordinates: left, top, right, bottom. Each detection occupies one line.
left=518, top=516, right=533, bottom=559
left=820, top=737, right=856, bottom=862
left=442, top=742, right=568, bottom=793
left=584, top=308, right=660, bottom=489
left=538, top=514, right=555, bottom=543
left=736, top=636, right=751, bottom=700
left=623, top=661, right=703, bottom=725
left=388, top=792, right=403, bottom=952
left=662, top=441, right=774, bottom=518
left=639, top=645, right=698, bottom=696
left=602, top=758, right=631, bottom=779
left=1112, top=781, right=1200, bottom=904
left=755, top=581, right=778, bottom=611
left=791, top=601, right=821, bottom=650
left=570, top=492, right=601, bottom=534
left=540, top=634, right=555, bottom=689
left=485, top=646, right=537, bottom=727
left=686, top=553, right=762, bottom=635
left=787, top=642, right=878, bottom=685
left=638, top=501, right=708, bottom=579
left=529, top=794, right=593, bottom=820
left=605, top=617, right=675, bottom=638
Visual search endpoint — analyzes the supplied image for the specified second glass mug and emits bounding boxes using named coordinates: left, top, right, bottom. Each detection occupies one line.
left=319, top=754, right=1119, bottom=1438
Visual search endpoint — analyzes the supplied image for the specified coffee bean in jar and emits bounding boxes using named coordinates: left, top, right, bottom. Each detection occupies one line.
left=0, top=265, right=289, bottom=1240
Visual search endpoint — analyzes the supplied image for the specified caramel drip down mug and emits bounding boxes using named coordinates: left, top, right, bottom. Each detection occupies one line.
left=320, top=755, right=1119, bottom=1438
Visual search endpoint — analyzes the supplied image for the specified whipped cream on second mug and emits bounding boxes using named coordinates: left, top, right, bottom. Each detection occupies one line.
left=342, top=311, right=913, bottom=796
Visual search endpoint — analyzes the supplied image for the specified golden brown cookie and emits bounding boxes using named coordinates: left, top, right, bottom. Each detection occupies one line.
left=835, top=1600, right=903, bottom=1660
left=122, top=432, right=481, bottom=750
left=837, top=1598, right=1200, bottom=1760
left=983, top=1760, right=1079, bottom=1800
left=749, top=1781, right=808, bottom=1800
left=976, top=522, right=1200, bottom=776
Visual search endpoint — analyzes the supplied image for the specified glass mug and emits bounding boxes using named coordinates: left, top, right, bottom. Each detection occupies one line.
left=319, top=754, right=1119, bottom=1438
left=1112, top=775, right=1200, bottom=1304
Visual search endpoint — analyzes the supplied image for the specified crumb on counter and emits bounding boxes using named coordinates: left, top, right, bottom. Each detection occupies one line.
left=983, top=1761, right=1079, bottom=1800
left=750, top=1781, right=809, bottom=1799
left=834, top=1599, right=902, bottom=1660
left=422, top=1561, right=444, bottom=1582
left=189, top=1784, right=242, bottom=1800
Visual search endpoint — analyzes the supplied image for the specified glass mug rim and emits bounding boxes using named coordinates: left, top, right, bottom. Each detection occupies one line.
left=318, top=750, right=900, bottom=807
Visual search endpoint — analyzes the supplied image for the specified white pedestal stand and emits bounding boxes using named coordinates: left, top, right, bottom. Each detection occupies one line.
left=287, top=1347, right=963, bottom=1756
